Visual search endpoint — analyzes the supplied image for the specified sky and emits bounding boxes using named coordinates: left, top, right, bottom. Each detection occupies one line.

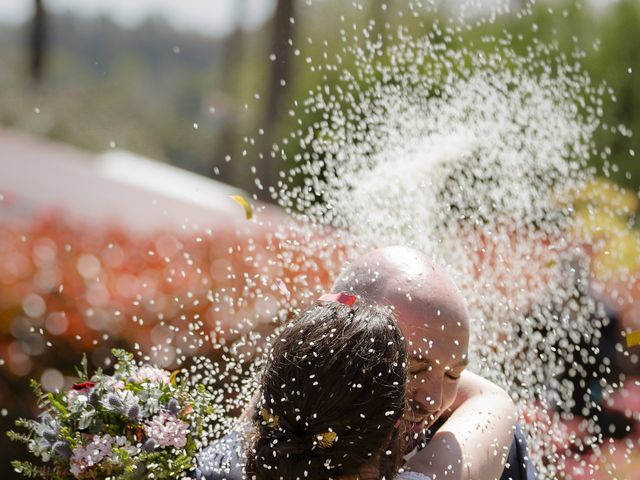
left=0, top=0, right=277, bottom=37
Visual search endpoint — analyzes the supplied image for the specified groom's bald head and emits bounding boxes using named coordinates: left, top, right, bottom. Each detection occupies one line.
left=332, top=246, right=470, bottom=434
left=332, top=246, right=469, bottom=332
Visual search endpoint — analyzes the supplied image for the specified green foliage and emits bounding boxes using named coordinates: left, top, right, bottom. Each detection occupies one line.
left=75, top=355, right=89, bottom=380
left=10, top=461, right=48, bottom=479
left=7, top=429, right=32, bottom=445
left=112, top=348, right=136, bottom=378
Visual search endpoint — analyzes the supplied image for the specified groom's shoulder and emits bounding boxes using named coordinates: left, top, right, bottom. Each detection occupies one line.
left=425, top=421, right=536, bottom=480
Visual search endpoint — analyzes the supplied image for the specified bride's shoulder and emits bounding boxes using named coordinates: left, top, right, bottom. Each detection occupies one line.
left=396, top=471, right=432, bottom=480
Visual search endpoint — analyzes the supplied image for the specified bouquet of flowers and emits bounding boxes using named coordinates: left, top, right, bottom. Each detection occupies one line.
left=9, top=350, right=218, bottom=479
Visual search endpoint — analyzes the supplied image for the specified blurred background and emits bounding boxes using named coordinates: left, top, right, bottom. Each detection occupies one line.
left=1, top=0, right=640, bottom=478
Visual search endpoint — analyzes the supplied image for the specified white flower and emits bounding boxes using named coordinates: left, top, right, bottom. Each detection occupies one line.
left=113, top=435, right=138, bottom=455
left=66, top=390, right=88, bottom=406
left=135, top=365, right=171, bottom=384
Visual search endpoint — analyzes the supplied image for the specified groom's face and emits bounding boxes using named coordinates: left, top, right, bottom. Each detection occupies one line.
left=395, top=300, right=469, bottom=436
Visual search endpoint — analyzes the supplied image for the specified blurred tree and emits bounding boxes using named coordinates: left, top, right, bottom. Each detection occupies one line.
left=29, top=0, right=47, bottom=84
left=589, top=0, right=640, bottom=192
left=371, top=0, right=390, bottom=44
left=1, top=0, right=640, bottom=200
left=212, top=0, right=247, bottom=185
left=510, top=0, right=524, bottom=12
left=260, top=0, right=297, bottom=196
left=222, top=2, right=247, bottom=88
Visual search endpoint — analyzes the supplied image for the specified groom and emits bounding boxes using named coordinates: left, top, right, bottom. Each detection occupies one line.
left=196, top=246, right=535, bottom=479
left=332, top=246, right=535, bottom=479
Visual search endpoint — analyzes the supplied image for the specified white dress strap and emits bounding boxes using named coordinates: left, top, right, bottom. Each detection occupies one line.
left=396, top=471, right=432, bottom=480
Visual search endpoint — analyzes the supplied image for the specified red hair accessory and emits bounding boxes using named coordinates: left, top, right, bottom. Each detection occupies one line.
left=318, top=292, right=357, bottom=307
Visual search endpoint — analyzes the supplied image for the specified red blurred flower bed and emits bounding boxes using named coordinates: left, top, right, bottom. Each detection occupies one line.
left=0, top=211, right=335, bottom=408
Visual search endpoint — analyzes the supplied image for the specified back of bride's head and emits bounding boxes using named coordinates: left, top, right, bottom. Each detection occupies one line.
left=246, top=300, right=407, bottom=480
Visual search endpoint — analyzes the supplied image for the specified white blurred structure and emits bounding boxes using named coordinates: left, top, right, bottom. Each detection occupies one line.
left=0, top=128, right=259, bottom=233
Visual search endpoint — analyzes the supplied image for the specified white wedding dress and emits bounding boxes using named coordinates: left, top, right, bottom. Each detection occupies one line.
left=396, top=471, right=432, bottom=480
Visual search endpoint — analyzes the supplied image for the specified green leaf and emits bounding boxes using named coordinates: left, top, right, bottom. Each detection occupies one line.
left=7, top=430, right=31, bottom=445
left=29, top=380, right=45, bottom=403
left=74, top=354, right=89, bottom=380
left=10, top=460, right=47, bottom=478
left=47, top=393, right=68, bottom=419
left=112, top=348, right=136, bottom=377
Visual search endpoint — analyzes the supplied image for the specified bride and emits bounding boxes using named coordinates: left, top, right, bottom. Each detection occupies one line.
left=245, top=297, right=408, bottom=479
left=197, top=293, right=514, bottom=479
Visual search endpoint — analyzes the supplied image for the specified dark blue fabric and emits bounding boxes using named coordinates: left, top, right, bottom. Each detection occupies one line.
left=500, top=424, right=536, bottom=480
left=194, top=423, right=537, bottom=480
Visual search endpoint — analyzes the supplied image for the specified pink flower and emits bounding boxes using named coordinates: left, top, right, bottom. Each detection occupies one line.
left=144, top=413, right=189, bottom=448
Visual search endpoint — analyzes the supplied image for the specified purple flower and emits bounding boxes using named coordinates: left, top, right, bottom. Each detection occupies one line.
left=126, top=404, right=141, bottom=422
left=142, top=438, right=158, bottom=452
left=88, top=390, right=100, bottom=407
left=103, top=393, right=125, bottom=413
left=52, top=441, right=72, bottom=459
left=42, top=428, right=57, bottom=444
left=70, top=434, right=114, bottom=478
left=166, top=398, right=180, bottom=415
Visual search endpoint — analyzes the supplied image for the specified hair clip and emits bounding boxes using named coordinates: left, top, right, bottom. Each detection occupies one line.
left=259, top=408, right=280, bottom=429
left=318, top=292, right=357, bottom=307
left=315, top=431, right=337, bottom=449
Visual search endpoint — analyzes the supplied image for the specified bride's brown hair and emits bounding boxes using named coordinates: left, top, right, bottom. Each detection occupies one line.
left=246, top=300, right=407, bottom=479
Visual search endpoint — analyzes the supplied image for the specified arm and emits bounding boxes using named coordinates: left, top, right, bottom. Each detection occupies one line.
left=405, top=371, right=517, bottom=480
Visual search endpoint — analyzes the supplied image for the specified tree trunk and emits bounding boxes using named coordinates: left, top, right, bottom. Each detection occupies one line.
left=29, top=0, right=47, bottom=84
left=259, top=0, right=296, bottom=198
left=221, top=3, right=246, bottom=90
